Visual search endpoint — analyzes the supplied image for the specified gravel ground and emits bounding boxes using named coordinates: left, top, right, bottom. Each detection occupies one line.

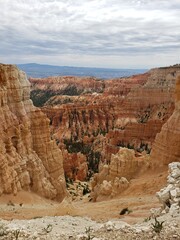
left=0, top=213, right=180, bottom=240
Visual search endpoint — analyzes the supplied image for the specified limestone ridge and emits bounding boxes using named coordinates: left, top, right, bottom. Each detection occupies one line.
left=151, top=75, right=180, bottom=166
left=0, top=64, right=66, bottom=200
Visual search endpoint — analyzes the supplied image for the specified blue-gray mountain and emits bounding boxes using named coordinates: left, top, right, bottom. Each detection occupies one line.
left=18, top=63, right=147, bottom=79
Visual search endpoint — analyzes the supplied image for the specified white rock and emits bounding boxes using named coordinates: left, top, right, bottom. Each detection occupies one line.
left=171, top=189, right=180, bottom=198
left=76, top=234, right=88, bottom=240
left=113, top=221, right=130, bottom=229
left=156, top=185, right=172, bottom=203
left=169, top=162, right=180, bottom=171
left=150, top=208, right=162, bottom=218
left=171, top=169, right=180, bottom=179
left=135, top=228, right=142, bottom=233
left=167, top=176, right=176, bottom=184
left=104, top=221, right=115, bottom=231
left=169, top=203, right=180, bottom=217
left=175, top=181, right=180, bottom=188
left=173, top=234, right=179, bottom=238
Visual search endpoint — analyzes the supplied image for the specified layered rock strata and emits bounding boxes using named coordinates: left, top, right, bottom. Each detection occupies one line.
left=90, top=148, right=148, bottom=201
left=151, top=75, right=180, bottom=166
left=62, top=150, right=88, bottom=181
left=0, top=64, right=66, bottom=200
left=30, top=65, right=180, bottom=179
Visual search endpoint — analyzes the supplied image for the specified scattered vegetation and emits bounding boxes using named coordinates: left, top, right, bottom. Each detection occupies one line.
left=63, top=139, right=101, bottom=174
left=65, top=175, right=74, bottom=187
left=12, top=229, right=21, bottom=240
left=31, top=86, right=83, bottom=107
left=137, top=105, right=151, bottom=124
left=137, top=142, right=151, bottom=154
left=144, top=216, right=151, bottom=222
left=7, top=200, right=15, bottom=206
left=152, top=217, right=164, bottom=234
left=30, top=90, right=55, bottom=107
left=117, top=141, right=151, bottom=154
left=33, top=216, right=43, bottom=219
left=82, top=184, right=91, bottom=195
left=43, top=224, right=53, bottom=233
left=0, top=224, right=8, bottom=237
left=85, top=227, right=95, bottom=240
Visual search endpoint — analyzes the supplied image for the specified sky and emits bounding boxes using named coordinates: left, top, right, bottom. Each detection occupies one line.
left=0, top=0, right=180, bottom=69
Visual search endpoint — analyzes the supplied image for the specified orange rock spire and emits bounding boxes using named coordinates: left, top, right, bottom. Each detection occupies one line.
left=0, top=64, right=66, bottom=200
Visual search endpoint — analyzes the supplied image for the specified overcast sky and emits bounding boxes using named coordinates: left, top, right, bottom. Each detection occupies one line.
left=1, top=0, right=180, bottom=69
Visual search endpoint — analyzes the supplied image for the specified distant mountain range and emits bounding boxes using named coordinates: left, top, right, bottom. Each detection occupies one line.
left=17, top=63, right=148, bottom=79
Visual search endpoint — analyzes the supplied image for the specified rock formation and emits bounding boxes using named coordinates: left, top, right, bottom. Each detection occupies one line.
left=90, top=148, right=149, bottom=201
left=151, top=162, right=180, bottom=218
left=62, top=150, right=88, bottom=181
left=151, top=75, right=180, bottom=166
left=29, top=65, right=180, bottom=180
left=0, top=64, right=66, bottom=200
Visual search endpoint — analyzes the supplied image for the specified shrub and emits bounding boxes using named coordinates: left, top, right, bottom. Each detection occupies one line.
left=119, top=207, right=132, bottom=215
left=152, top=217, right=164, bottom=234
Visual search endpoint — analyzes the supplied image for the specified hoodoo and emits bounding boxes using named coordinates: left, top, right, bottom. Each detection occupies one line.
left=0, top=64, right=66, bottom=200
left=150, top=75, right=180, bottom=166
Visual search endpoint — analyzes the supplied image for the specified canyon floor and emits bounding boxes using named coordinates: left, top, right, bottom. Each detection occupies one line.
left=0, top=168, right=167, bottom=223
left=1, top=167, right=179, bottom=239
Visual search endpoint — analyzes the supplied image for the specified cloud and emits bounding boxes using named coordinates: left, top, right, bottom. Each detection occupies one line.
left=0, top=0, right=180, bottom=68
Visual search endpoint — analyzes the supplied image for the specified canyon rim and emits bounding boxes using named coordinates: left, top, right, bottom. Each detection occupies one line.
left=0, top=63, right=179, bottom=240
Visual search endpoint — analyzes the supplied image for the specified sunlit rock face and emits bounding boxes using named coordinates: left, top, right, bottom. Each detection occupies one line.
left=150, top=75, right=180, bottom=166
left=0, top=64, right=66, bottom=200
left=90, top=148, right=149, bottom=201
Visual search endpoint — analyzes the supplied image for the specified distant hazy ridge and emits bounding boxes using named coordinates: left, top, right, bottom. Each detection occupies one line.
left=18, top=63, right=147, bottom=79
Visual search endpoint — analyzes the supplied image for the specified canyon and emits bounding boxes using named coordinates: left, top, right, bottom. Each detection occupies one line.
left=30, top=65, right=179, bottom=181
left=0, top=63, right=180, bottom=239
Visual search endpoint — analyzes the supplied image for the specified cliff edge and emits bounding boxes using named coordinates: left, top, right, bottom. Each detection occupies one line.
left=0, top=64, right=66, bottom=200
left=151, top=75, right=180, bottom=166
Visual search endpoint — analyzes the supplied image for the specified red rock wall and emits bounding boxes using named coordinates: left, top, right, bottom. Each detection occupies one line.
left=150, top=75, right=180, bottom=166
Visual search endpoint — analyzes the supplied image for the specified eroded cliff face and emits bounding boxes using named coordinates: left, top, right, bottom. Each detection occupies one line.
left=90, top=148, right=149, bottom=201
left=0, top=64, right=66, bottom=200
left=29, top=65, right=179, bottom=180
left=150, top=75, right=180, bottom=166
left=62, top=150, right=88, bottom=181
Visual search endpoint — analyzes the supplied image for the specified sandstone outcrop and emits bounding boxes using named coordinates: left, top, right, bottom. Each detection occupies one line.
left=0, top=64, right=66, bottom=200
left=150, top=75, right=180, bottom=166
left=90, top=148, right=148, bottom=201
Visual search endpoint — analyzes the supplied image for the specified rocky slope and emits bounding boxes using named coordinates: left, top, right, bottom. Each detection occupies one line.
left=0, top=213, right=179, bottom=240
left=151, top=75, right=180, bottom=166
left=0, top=163, right=179, bottom=239
left=0, top=64, right=66, bottom=200
left=91, top=148, right=149, bottom=201
left=29, top=65, right=179, bottom=181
